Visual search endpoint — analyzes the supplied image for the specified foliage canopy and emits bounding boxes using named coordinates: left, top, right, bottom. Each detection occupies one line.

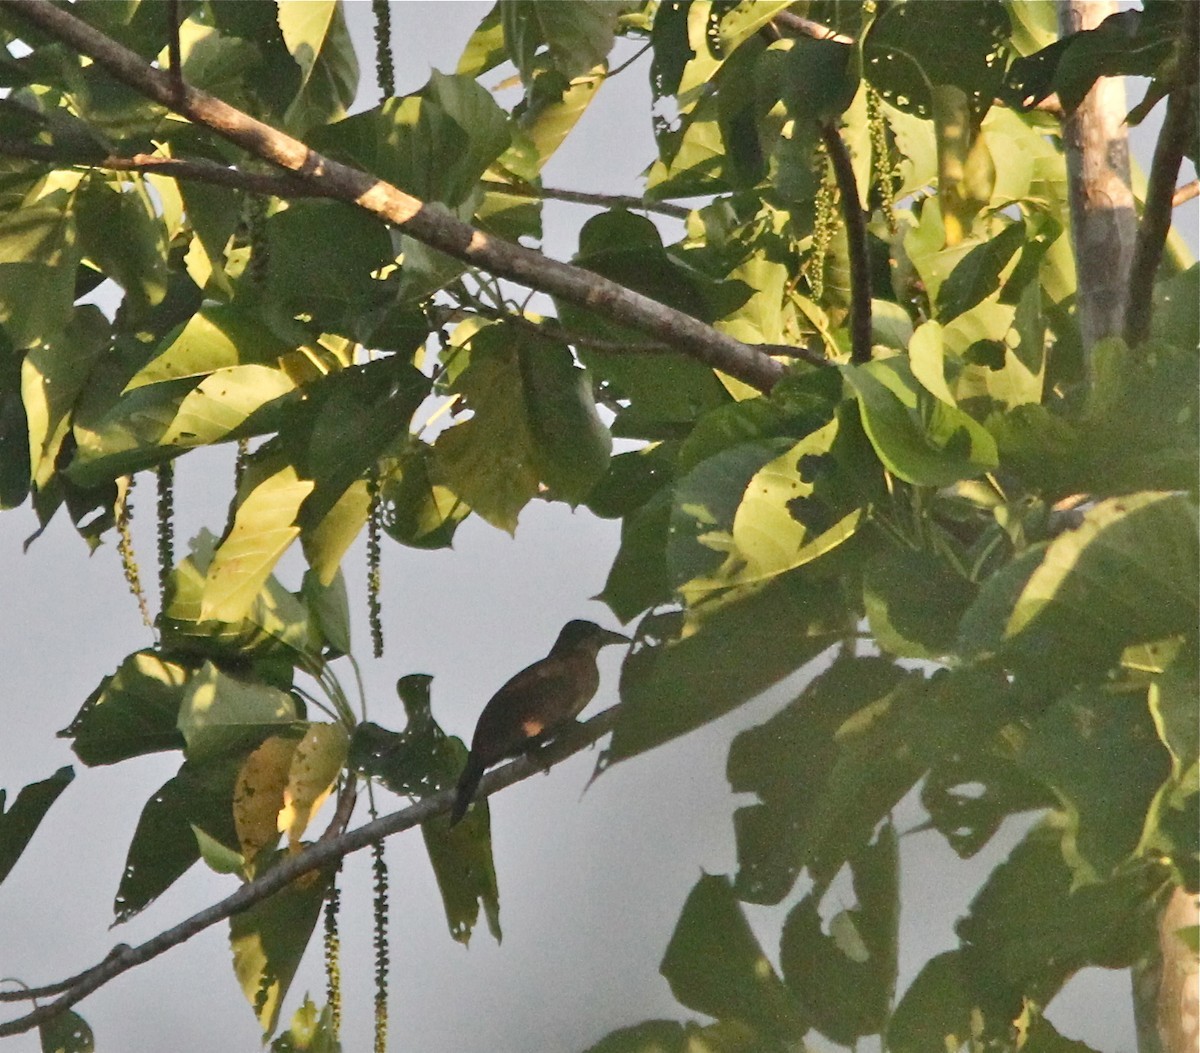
left=0, top=1, right=1196, bottom=1050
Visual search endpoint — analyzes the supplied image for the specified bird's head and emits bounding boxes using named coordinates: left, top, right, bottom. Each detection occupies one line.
left=550, top=619, right=629, bottom=656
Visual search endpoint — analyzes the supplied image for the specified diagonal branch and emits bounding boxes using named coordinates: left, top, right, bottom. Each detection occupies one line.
left=0, top=705, right=619, bottom=1036
left=0, top=0, right=784, bottom=394
left=1123, top=0, right=1199, bottom=348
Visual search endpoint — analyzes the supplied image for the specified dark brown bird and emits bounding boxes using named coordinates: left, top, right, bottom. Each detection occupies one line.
left=449, top=620, right=628, bottom=825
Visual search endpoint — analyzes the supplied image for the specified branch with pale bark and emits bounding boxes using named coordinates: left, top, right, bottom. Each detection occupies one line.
left=0, top=0, right=784, bottom=394
left=0, top=705, right=619, bottom=1036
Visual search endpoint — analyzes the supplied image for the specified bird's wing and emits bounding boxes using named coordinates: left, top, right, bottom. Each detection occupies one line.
left=470, top=657, right=588, bottom=764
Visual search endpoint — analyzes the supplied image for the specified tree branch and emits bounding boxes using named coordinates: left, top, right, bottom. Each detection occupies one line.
left=428, top=304, right=832, bottom=368
left=1173, top=179, right=1200, bottom=207
left=0, top=137, right=329, bottom=198
left=0, top=0, right=784, bottom=394
left=820, top=121, right=873, bottom=364
left=1124, top=0, right=1198, bottom=348
left=0, top=705, right=619, bottom=1036
left=479, top=179, right=692, bottom=220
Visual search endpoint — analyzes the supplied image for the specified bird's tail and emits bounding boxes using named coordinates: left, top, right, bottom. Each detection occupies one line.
left=449, top=755, right=483, bottom=827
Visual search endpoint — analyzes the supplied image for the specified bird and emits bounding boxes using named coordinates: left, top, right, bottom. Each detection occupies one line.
left=449, top=620, right=628, bottom=826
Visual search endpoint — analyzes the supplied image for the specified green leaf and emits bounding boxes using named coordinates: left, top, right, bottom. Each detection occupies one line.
left=886, top=951, right=976, bottom=1053
left=278, top=0, right=358, bottom=134
left=517, top=333, right=611, bottom=504
left=669, top=411, right=873, bottom=604
left=956, top=821, right=1160, bottom=1032
left=457, top=3, right=507, bottom=77
left=1004, top=493, right=1199, bottom=681
left=114, top=756, right=243, bottom=922
left=603, top=569, right=848, bottom=768
left=160, top=529, right=317, bottom=661
left=1003, top=4, right=1185, bottom=113
left=779, top=35, right=858, bottom=125
left=1020, top=684, right=1171, bottom=883
left=350, top=675, right=502, bottom=945
left=62, top=650, right=189, bottom=766
left=39, top=1009, right=93, bottom=1053
left=313, top=71, right=509, bottom=207
left=935, top=219, right=1027, bottom=321
left=22, top=305, right=109, bottom=488
left=176, top=661, right=297, bottom=762
left=598, top=486, right=674, bottom=623
left=780, top=824, right=898, bottom=1044
left=728, top=656, right=933, bottom=898
left=263, top=201, right=395, bottom=338
left=230, top=855, right=331, bottom=1036
left=501, top=0, right=625, bottom=84
left=0, top=766, right=73, bottom=886
left=379, top=442, right=469, bottom=550
left=302, top=568, right=351, bottom=657
left=921, top=745, right=1051, bottom=859
left=74, top=177, right=167, bottom=314
left=432, top=325, right=608, bottom=530
left=0, top=332, right=29, bottom=508
left=843, top=356, right=998, bottom=486
left=125, top=303, right=297, bottom=390
left=68, top=362, right=299, bottom=489
left=661, top=873, right=806, bottom=1040
left=513, top=67, right=605, bottom=174
left=271, top=997, right=340, bottom=1053
left=202, top=460, right=313, bottom=623
left=865, top=0, right=1010, bottom=121
left=863, top=548, right=976, bottom=660
left=562, top=211, right=730, bottom=425
left=0, top=173, right=82, bottom=347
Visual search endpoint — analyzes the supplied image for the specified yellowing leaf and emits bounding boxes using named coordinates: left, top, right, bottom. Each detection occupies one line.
left=279, top=723, right=348, bottom=850
left=233, top=735, right=299, bottom=870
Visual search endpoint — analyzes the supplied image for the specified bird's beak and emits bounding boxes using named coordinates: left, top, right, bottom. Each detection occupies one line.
left=598, top=628, right=630, bottom=648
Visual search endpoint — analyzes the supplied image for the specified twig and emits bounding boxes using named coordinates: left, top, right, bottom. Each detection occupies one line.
left=1172, top=179, right=1199, bottom=208
left=0, top=0, right=783, bottom=394
left=428, top=304, right=832, bottom=368
left=166, top=0, right=182, bottom=106
left=773, top=11, right=855, bottom=45
left=480, top=179, right=692, bottom=220
left=0, top=137, right=329, bottom=198
left=1124, top=1, right=1198, bottom=347
left=819, top=121, right=873, bottom=364
left=0, top=705, right=620, bottom=1035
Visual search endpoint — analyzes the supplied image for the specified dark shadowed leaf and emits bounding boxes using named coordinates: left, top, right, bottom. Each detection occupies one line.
left=0, top=766, right=72, bottom=886
left=780, top=824, right=899, bottom=1044
left=661, top=873, right=806, bottom=1041
left=62, top=650, right=189, bottom=766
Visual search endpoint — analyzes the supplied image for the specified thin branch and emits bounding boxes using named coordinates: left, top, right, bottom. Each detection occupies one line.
left=0, top=137, right=329, bottom=198
left=165, top=0, right=182, bottom=106
left=1171, top=179, right=1200, bottom=208
left=429, top=304, right=832, bottom=368
left=1173, top=179, right=1199, bottom=207
left=480, top=179, right=692, bottom=220
left=773, top=11, right=855, bottom=45
left=1124, top=1, right=1198, bottom=347
left=819, top=121, right=873, bottom=365
left=0, top=705, right=620, bottom=1036
left=0, top=0, right=784, bottom=394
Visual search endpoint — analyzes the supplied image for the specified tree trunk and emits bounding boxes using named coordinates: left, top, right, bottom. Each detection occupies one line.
left=1056, top=0, right=1137, bottom=366
left=1133, top=888, right=1200, bottom=1053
